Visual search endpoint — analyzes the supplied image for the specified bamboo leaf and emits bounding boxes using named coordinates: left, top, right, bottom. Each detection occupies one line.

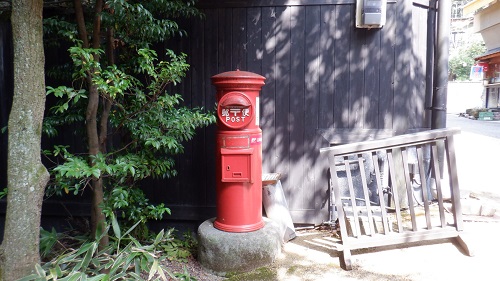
left=148, top=259, right=159, bottom=280
left=154, top=229, right=164, bottom=245
left=111, top=214, right=121, bottom=240
left=34, top=264, right=46, bottom=277
left=81, top=242, right=98, bottom=270
left=157, top=266, right=167, bottom=281
left=122, top=220, right=142, bottom=238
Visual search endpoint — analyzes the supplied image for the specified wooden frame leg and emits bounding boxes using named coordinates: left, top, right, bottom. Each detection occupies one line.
left=454, top=235, right=474, bottom=257
left=340, top=248, right=353, bottom=270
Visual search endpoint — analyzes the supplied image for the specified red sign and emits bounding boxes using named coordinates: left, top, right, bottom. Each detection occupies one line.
left=217, top=92, right=253, bottom=129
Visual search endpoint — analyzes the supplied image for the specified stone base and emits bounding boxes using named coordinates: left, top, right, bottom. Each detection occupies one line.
left=197, top=217, right=281, bottom=276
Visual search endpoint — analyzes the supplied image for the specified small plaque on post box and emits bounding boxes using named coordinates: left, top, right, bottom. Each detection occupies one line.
left=220, top=148, right=253, bottom=183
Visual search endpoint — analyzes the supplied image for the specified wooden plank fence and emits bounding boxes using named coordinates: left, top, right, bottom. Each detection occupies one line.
left=320, top=128, right=473, bottom=270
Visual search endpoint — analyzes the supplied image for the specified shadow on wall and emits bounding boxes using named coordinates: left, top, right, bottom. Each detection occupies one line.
left=0, top=1, right=438, bottom=226
left=160, top=0, right=431, bottom=224
left=220, top=2, right=429, bottom=223
left=155, top=0, right=435, bottom=224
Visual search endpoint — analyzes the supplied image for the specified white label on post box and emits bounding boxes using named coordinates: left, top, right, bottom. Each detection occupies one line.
left=255, top=96, right=260, bottom=126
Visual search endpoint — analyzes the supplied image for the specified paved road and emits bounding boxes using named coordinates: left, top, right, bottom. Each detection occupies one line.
left=447, top=113, right=500, bottom=139
left=446, top=113, right=500, bottom=202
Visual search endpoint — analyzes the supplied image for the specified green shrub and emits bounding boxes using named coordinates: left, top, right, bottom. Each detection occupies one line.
left=21, top=216, right=198, bottom=281
left=465, top=107, right=488, bottom=118
left=43, top=46, right=215, bottom=232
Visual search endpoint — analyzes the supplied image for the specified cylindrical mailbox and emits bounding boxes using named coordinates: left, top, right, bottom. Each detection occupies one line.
left=211, top=70, right=265, bottom=232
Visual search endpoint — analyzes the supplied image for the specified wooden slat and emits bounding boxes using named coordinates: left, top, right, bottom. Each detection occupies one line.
left=333, top=4, right=351, bottom=128
left=247, top=7, right=263, bottom=74
left=349, top=11, right=365, bottom=129
left=393, top=0, right=414, bottom=134
left=364, top=22, right=381, bottom=128
left=273, top=6, right=292, bottom=209
left=340, top=226, right=461, bottom=251
left=204, top=8, right=220, bottom=206
left=233, top=7, right=247, bottom=70
left=431, top=142, right=446, bottom=227
left=303, top=5, right=322, bottom=214
left=328, top=166, right=351, bottom=252
left=218, top=8, right=232, bottom=71
left=378, top=2, right=396, bottom=129
left=320, top=128, right=461, bottom=155
left=416, top=145, right=432, bottom=229
left=445, top=135, right=463, bottom=231
left=401, top=147, right=417, bottom=231
left=289, top=5, right=306, bottom=211
left=262, top=173, right=281, bottom=185
left=387, top=150, right=403, bottom=233
left=371, top=151, right=390, bottom=234
left=358, top=154, right=376, bottom=236
left=318, top=128, right=395, bottom=144
left=261, top=6, right=277, bottom=173
left=344, top=156, right=361, bottom=237
left=318, top=5, right=335, bottom=129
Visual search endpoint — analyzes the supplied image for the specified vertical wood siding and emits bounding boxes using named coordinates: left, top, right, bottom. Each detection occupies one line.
left=0, top=1, right=434, bottom=225
left=152, top=0, right=434, bottom=224
left=0, top=22, right=13, bottom=193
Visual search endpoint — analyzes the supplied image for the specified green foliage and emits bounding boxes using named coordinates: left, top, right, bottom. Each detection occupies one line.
left=174, top=267, right=197, bottom=281
left=39, top=228, right=61, bottom=259
left=20, top=216, right=197, bottom=281
left=40, top=0, right=214, bottom=239
left=465, top=107, right=489, bottom=118
left=45, top=47, right=215, bottom=174
left=0, top=187, right=7, bottom=199
left=104, top=187, right=170, bottom=239
left=43, top=17, right=79, bottom=45
left=449, top=36, right=487, bottom=81
left=39, top=227, right=89, bottom=261
left=157, top=229, right=197, bottom=263
left=43, top=17, right=215, bottom=232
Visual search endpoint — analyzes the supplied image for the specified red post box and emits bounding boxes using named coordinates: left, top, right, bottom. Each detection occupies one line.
left=211, top=70, right=265, bottom=232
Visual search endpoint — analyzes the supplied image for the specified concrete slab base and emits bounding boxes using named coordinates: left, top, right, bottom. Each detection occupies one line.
left=197, top=217, right=281, bottom=277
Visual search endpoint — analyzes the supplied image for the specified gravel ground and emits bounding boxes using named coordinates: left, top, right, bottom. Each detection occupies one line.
left=159, top=256, right=224, bottom=281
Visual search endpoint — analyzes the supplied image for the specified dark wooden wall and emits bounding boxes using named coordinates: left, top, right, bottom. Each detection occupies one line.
left=0, top=22, right=13, bottom=195
left=157, top=0, right=435, bottom=224
left=0, top=1, right=436, bottom=226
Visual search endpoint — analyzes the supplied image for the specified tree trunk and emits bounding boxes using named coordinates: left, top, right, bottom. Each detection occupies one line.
left=0, top=0, right=50, bottom=279
left=87, top=82, right=108, bottom=248
left=74, top=0, right=109, bottom=248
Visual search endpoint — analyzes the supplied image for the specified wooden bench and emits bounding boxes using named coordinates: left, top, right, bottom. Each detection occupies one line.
left=320, top=128, right=473, bottom=270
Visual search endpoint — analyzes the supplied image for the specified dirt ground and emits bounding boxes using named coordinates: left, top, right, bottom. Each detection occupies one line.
left=169, top=216, right=500, bottom=281
left=270, top=219, right=500, bottom=281
left=175, top=119, right=500, bottom=281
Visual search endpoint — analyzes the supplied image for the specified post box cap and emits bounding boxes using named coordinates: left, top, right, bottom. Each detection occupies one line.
left=211, top=69, right=265, bottom=87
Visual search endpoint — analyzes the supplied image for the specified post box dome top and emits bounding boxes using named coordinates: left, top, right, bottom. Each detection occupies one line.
left=211, top=69, right=265, bottom=87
